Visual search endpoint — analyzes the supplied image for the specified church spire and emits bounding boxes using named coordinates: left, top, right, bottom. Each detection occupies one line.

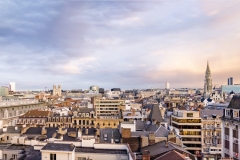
left=204, top=61, right=213, bottom=98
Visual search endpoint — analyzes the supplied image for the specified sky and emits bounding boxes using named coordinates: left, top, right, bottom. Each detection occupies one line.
left=0, top=0, right=240, bottom=91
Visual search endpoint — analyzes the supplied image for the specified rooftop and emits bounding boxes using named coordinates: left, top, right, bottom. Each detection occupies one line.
left=75, top=147, right=127, bottom=154
left=20, top=110, right=50, bottom=118
left=227, top=95, right=240, bottom=109
left=41, top=143, right=75, bottom=151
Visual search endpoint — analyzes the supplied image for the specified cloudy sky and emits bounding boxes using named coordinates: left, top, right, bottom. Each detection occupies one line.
left=0, top=1, right=240, bottom=90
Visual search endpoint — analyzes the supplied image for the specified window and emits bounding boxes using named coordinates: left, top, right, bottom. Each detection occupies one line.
left=7, top=136, right=9, bottom=140
left=187, top=113, right=193, bottom=117
left=226, top=110, right=230, bottom=116
left=50, top=154, right=56, bottom=160
left=234, top=111, right=239, bottom=118
left=78, top=158, right=86, bottom=160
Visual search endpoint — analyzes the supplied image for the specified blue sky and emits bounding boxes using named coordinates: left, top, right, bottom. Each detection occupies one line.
left=0, top=1, right=240, bottom=90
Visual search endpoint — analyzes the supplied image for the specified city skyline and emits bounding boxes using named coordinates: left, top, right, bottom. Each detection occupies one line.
left=0, top=1, right=240, bottom=90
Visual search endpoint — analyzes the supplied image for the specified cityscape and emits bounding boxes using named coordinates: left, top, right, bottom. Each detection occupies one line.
left=1, top=1, right=240, bottom=160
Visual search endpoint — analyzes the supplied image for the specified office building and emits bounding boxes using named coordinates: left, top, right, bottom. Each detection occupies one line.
left=90, top=85, right=99, bottom=92
left=93, top=97, right=124, bottom=128
left=0, top=87, right=9, bottom=96
left=9, top=82, right=15, bottom=92
left=171, top=109, right=202, bottom=158
left=228, top=77, right=233, bottom=85
left=165, top=82, right=170, bottom=89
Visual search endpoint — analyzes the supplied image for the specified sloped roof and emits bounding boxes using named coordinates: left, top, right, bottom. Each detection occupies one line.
left=200, top=110, right=223, bottom=118
left=227, top=95, right=240, bottom=109
left=20, top=110, right=50, bottom=118
left=135, top=120, right=147, bottom=131
left=154, top=126, right=169, bottom=137
left=131, top=126, right=169, bottom=138
left=141, top=141, right=194, bottom=159
left=148, top=104, right=164, bottom=122
left=154, top=150, right=186, bottom=160
left=144, top=124, right=158, bottom=132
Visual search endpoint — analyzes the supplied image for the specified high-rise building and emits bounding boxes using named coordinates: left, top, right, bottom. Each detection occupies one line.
left=9, top=82, right=16, bottom=92
left=165, top=82, right=170, bottom=89
left=228, top=77, right=233, bottom=85
left=204, top=61, right=213, bottom=98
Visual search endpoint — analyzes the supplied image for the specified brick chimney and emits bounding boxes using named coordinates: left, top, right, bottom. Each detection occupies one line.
left=142, top=150, right=150, bottom=160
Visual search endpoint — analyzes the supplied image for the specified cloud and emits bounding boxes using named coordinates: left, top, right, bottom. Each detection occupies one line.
left=0, top=1, right=240, bottom=90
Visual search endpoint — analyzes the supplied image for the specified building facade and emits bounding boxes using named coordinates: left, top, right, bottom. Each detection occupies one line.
left=171, top=109, right=202, bottom=158
left=53, top=85, right=62, bottom=96
left=221, top=95, right=240, bottom=160
left=0, top=100, right=46, bottom=127
left=0, top=87, right=9, bottom=96
left=201, top=110, right=222, bottom=160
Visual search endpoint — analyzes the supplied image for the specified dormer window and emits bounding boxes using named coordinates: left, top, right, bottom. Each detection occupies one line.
left=234, top=110, right=239, bottom=118
left=226, top=110, right=230, bottom=116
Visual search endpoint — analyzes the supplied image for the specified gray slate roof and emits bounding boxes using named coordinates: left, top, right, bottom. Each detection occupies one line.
left=100, top=128, right=121, bottom=143
left=41, top=143, right=75, bottom=151
left=135, top=120, right=147, bottom=131
left=200, top=110, right=223, bottom=118
left=131, top=126, right=169, bottom=137
left=148, top=104, right=165, bottom=122
left=227, top=95, right=240, bottom=109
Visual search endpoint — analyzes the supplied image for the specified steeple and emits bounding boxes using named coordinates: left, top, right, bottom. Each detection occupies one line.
left=204, top=61, right=213, bottom=98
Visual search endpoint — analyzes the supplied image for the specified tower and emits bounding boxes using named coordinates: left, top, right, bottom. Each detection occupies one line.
left=53, top=85, right=62, bottom=96
left=204, top=61, right=213, bottom=98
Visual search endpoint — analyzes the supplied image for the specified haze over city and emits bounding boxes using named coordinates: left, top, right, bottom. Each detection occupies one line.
left=1, top=1, right=240, bottom=90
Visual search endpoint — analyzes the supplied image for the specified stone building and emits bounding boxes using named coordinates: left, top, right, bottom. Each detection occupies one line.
left=204, top=61, right=213, bottom=98
left=53, top=85, right=61, bottom=96
left=0, top=100, right=46, bottom=127
left=221, top=95, right=240, bottom=159
left=17, top=110, right=51, bottom=127
left=72, top=108, right=95, bottom=128
left=200, top=110, right=222, bottom=160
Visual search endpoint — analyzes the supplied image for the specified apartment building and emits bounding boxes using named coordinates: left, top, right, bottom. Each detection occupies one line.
left=93, top=97, right=125, bottom=118
left=93, top=97, right=125, bottom=128
left=222, top=95, right=240, bottom=160
left=200, top=110, right=222, bottom=160
left=0, top=100, right=46, bottom=127
left=171, top=109, right=202, bottom=159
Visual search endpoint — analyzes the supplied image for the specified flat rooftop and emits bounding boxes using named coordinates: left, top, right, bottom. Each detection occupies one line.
left=41, top=143, right=75, bottom=151
left=75, top=147, right=127, bottom=154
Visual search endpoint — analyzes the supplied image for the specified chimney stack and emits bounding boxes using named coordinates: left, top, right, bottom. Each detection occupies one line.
left=142, top=150, right=150, bottom=160
left=165, top=140, right=169, bottom=148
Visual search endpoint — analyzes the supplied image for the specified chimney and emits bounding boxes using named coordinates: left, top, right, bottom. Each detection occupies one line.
left=78, top=128, right=82, bottom=139
left=3, top=127, right=7, bottom=132
left=85, top=128, right=88, bottom=135
left=132, top=109, right=135, bottom=116
left=69, top=143, right=75, bottom=149
left=111, top=131, right=114, bottom=144
left=165, top=140, right=169, bottom=148
left=142, top=150, right=150, bottom=160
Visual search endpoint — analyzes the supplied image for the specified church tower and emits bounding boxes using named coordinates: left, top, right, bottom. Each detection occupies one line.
left=204, top=61, right=213, bottom=98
